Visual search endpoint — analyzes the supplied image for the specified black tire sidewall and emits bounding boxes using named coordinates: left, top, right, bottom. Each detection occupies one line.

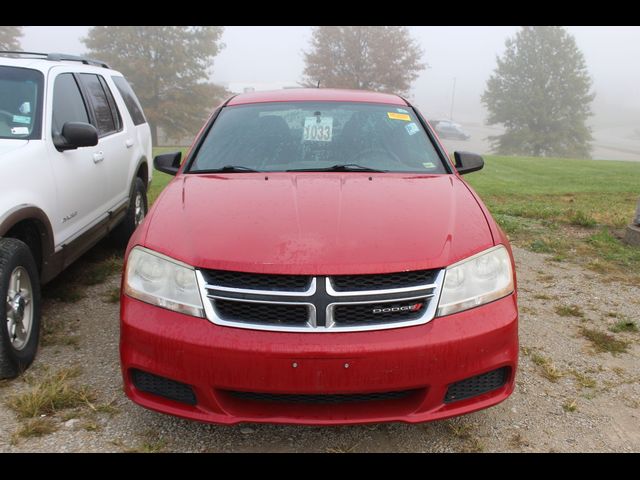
left=0, top=238, right=41, bottom=377
left=132, top=177, right=148, bottom=228
left=111, top=177, right=148, bottom=247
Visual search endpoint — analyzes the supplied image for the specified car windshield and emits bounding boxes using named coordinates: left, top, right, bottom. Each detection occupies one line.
left=188, top=102, right=448, bottom=173
left=0, top=66, right=44, bottom=140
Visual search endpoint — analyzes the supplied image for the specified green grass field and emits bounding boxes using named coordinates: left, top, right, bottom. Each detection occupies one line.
left=465, top=156, right=640, bottom=282
left=148, top=150, right=640, bottom=283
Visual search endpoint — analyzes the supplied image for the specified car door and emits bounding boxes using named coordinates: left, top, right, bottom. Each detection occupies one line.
left=47, top=71, right=109, bottom=247
left=76, top=73, right=131, bottom=211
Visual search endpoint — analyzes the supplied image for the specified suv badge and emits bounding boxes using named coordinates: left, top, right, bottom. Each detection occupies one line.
left=62, top=211, right=78, bottom=223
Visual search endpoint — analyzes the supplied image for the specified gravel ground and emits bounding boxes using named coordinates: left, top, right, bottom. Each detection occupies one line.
left=1, top=246, right=638, bottom=452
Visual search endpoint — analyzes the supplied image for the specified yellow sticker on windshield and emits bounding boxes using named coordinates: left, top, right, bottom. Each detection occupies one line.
left=387, top=112, right=411, bottom=121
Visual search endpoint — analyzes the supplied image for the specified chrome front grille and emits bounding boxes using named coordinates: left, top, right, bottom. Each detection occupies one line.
left=213, top=299, right=311, bottom=327
left=196, top=269, right=444, bottom=333
left=331, top=298, right=427, bottom=326
left=205, top=270, right=312, bottom=292
left=329, top=270, right=437, bottom=292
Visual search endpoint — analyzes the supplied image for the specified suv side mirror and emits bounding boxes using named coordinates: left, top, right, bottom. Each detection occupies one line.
left=454, top=151, right=484, bottom=175
left=154, top=151, right=182, bottom=176
left=54, top=122, right=98, bottom=151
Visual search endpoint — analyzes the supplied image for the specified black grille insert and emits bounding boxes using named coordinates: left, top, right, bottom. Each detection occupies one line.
left=226, top=389, right=418, bottom=404
left=444, top=367, right=508, bottom=403
left=205, top=270, right=311, bottom=292
left=333, top=299, right=428, bottom=326
left=214, top=299, right=309, bottom=326
left=331, top=270, right=436, bottom=292
left=131, top=369, right=197, bottom=405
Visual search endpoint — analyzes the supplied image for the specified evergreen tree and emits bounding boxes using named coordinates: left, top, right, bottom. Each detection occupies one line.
left=482, top=26, right=594, bottom=158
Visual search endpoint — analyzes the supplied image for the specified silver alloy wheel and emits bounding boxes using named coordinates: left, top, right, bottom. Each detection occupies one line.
left=134, top=191, right=145, bottom=226
left=5, top=266, right=33, bottom=351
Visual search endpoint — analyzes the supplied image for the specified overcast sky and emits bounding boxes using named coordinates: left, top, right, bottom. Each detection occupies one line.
left=19, top=25, right=640, bottom=125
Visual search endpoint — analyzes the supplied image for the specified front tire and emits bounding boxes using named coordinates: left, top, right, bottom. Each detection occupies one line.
left=111, top=177, right=148, bottom=247
left=0, top=238, right=41, bottom=379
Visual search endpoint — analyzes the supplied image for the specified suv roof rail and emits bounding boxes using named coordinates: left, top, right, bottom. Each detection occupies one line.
left=0, top=50, right=110, bottom=69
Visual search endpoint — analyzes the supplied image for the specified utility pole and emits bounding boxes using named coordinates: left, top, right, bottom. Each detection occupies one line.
left=449, top=77, right=456, bottom=121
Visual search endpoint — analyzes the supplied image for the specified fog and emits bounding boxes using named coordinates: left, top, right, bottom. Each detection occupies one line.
left=19, top=25, right=640, bottom=160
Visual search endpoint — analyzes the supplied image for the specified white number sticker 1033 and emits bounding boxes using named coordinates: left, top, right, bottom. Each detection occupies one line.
left=303, top=117, right=333, bottom=142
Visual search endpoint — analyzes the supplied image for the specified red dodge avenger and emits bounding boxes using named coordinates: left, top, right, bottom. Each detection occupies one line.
left=120, top=89, right=518, bottom=425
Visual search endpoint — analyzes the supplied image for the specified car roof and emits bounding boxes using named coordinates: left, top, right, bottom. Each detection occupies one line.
left=227, top=88, right=408, bottom=107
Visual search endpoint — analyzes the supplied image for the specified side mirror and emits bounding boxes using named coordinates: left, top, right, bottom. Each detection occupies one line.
left=454, top=151, right=484, bottom=175
left=54, top=122, right=98, bottom=151
left=154, top=151, right=182, bottom=176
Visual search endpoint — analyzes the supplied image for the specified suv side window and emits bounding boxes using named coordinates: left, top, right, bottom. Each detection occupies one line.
left=52, top=73, right=89, bottom=136
left=78, top=73, right=120, bottom=137
left=112, top=76, right=147, bottom=126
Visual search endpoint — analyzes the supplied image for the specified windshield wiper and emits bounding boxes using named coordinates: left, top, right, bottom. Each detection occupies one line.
left=287, top=164, right=387, bottom=173
left=195, top=165, right=262, bottom=173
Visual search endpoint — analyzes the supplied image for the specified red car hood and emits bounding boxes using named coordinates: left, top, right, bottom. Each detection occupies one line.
left=143, top=173, right=494, bottom=275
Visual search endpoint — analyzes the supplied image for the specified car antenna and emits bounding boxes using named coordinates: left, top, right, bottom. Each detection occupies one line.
left=316, top=80, right=321, bottom=88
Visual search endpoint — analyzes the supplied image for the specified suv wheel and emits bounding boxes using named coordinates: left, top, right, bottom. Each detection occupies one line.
left=0, top=238, right=41, bottom=379
left=111, top=177, right=148, bottom=247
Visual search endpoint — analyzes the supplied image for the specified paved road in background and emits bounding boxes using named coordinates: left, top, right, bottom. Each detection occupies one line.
left=438, top=124, right=640, bottom=162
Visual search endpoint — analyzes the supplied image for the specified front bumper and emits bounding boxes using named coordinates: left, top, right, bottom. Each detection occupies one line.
left=120, top=293, right=518, bottom=425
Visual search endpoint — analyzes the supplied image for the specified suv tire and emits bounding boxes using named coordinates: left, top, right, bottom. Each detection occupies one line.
left=0, top=238, right=41, bottom=379
left=111, top=177, right=148, bottom=247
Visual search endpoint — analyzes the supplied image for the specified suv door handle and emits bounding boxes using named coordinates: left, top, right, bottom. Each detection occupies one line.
left=93, top=151, right=105, bottom=163
left=125, top=139, right=134, bottom=148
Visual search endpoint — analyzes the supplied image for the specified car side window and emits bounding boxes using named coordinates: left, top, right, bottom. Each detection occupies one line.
left=51, top=73, right=89, bottom=137
left=78, top=73, right=119, bottom=137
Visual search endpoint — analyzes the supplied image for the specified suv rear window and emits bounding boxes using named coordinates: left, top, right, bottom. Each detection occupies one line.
left=0, top=66, right=44, bottom=140
left=78, top=74, right=121, bottom=137
left=112, top=76, right=146, bottom=126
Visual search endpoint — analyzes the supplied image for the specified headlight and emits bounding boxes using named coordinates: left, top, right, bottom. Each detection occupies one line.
left=436, top=245, right=514, bottom=317
left=124, top=246, right=204, bottom=317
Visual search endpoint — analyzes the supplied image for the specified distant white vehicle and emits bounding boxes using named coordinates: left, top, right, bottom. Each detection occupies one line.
left=0, top=52, right=152, bottom=378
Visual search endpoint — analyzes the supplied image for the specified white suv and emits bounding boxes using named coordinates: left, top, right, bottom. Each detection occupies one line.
left=0, top=52, right=152, bottom=378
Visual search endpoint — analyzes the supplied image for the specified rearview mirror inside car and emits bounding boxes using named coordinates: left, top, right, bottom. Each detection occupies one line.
left=154, top=151, right=182, bottom=176
left=453, top=151, right=484, bottom=175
